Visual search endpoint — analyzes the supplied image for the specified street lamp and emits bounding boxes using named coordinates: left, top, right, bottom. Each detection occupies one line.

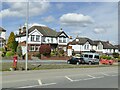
left=25, top=0, right=29, bottom=71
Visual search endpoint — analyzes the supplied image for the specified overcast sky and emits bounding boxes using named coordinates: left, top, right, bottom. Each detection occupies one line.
left=0, top=1, right=118, bottom=45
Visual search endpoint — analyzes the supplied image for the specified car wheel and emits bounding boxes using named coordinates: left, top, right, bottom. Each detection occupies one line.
left=88, top=61, right=92, bottom=65
left=67, top=61, right=70, bottom=64
left=82, top=60, right=85, bottom=64
left=76, top=62, right=79, bottom=65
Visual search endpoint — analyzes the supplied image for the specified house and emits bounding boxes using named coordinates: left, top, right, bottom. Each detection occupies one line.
left=0, top=27, right=6, bottom=48
left=68, top=37, right=118, bottom=56
left=16, top=25, right=69, bottom=55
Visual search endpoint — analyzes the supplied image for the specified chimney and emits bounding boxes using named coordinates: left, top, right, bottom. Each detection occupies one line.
left=60, top=28, right=63, bottom=32
left=23, top=26, right=26, bottom=33
left=76, top=36, right=79, bottom=42
left=106, top=41, right=109, bottom=43
left=69, top=36, right=73, bottom=42
left=19, top=27, right=22, bottom=34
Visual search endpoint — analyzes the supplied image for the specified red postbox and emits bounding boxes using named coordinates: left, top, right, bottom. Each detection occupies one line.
left=13, top=55, right=18, bottom=70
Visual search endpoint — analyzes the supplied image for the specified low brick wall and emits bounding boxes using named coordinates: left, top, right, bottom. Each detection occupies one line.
left=41, top=56, right=71, bottom=60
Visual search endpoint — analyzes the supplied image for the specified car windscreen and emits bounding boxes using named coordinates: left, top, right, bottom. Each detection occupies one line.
left=94, top=55, right=99, bottom=59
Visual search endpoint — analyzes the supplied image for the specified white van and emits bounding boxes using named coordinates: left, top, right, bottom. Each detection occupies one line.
left=80, top=53, right=100, bottom=65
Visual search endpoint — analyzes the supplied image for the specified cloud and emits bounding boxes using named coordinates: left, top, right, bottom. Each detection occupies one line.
left=28, top=23, right=47, bottom=27
left=93, top=28, right=107, bottom=34
left=60, top=13, right=94, bottom=26
left=42, top=16, right=56, bottom=23
left=0, top=2, right=50, bottom=18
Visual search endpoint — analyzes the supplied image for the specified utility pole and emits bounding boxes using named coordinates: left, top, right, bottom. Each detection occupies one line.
left=25, top=0, right=29, bottom=71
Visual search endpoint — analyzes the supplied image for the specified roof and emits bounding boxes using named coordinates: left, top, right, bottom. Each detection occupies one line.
left=101, top=41, right=117, bottom=49
left=70, top=37, right=117, bottom=49
left=0, top=27, right=6, bottom=32
left=28, top=26, right=58, bottom=37
left=16, top=26, right=68, bottom=37
left=71, top=37, right=94, bottom=45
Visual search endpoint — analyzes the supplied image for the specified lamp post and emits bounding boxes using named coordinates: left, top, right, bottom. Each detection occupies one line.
left=25, top=0, right=29, bottom=71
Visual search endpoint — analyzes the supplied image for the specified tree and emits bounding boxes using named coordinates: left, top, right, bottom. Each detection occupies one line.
left=16, top=46, right=22, bottom=57
left=39, top=44, right=51, bottom=56
left=7, top=32, right=18, bottom=52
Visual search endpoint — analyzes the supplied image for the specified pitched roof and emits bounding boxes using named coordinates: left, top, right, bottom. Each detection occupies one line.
left=28, top=26, right=58, bottom=37
left=70, top=37, right=117, bottom=49
left=0, top=27, right=6, bottom=32
left=101, top=41, right=117, bottom=49
left=71, top=37, right=94, bottom=45
left=94, top=40, right=117, bottom=49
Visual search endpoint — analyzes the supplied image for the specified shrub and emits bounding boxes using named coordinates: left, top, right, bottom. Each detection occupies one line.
left=0, top=48, right=4, bottom=51
left=16, top=46, right=22, bottom=57
left=39, top=44, right=51, bottom=56
left=6, top=51, right=14, bottom=57
left=100, top=55, right=107, bottom=59
left=58, top=49, right=64, bottom=56
left=112, top=53, right=119, bottom=58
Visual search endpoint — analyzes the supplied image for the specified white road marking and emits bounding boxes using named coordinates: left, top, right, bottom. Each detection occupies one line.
left=65, top=76, right=74, bottom=82
left=18, top=85, right=40, bottom=88
left=42, top=83, right=56, bottom=86
left=101, top=73, right=110, bottom=76
left=87, top=75, right=96, bottom=78
left=18, top=83, right=56, bottom=88
left=38, top=79, right=42, bottom=85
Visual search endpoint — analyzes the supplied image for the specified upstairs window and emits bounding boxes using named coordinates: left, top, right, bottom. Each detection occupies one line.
left=36, top=35, right=40, bottom=42
left=31, top=35, right=35, bottom=41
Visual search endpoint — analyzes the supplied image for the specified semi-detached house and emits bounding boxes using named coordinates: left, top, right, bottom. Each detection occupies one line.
left=16, top=25, right=69, bottom=55
left=68, top=37, right=118, bottom=56
left=0, top=27, right=6, bottom=48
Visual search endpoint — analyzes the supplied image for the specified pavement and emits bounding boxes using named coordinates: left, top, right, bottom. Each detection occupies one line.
left=1, top=66, right=119, bottom=89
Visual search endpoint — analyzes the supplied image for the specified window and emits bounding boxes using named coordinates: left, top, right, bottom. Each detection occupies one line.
left=51, top=38, right=53, bottom=43
left=59, top=37, right=62, bottom=43
left=84, top=44, right=89, bottom=50
left=35, top=46, right=39, bottom=51
left=36, top=35, right=40, bottom=42
left=31, top=35, right=35, bottom=41
left=89, top=55, right=93, bottom=58
left=84, top=54, right=88, bottom=58
left=30, top=45, right=35, bottom=51
left=94, top=55, right=99, bottom=59
left=63, top=37, right=66, bottom=43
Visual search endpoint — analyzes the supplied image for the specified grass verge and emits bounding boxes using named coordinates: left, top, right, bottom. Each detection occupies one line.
left=1, top=62, right=118, bottom=71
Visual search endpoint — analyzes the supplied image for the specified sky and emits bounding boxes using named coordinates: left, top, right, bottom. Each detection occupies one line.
left=0, top=1, right=118, bottom=45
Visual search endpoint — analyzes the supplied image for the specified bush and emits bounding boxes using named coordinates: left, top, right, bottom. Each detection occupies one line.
left=57, top=49, right=65, bottom=56
left=100, top=55, right=108, bottom=59
left=36, top=53, right=41, bottom=59
left=6, top=51, right=14, bottom=57
left=16, top=46, right=22, bottom=57
left=0, top=48, right=4, bottom=51
left=39, top=44, right=51, bottom=56
left=112, top=53, right=119, bottom=58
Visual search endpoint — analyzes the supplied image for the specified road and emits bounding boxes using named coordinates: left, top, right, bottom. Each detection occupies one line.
left=2, top=66, right=119, bottom=89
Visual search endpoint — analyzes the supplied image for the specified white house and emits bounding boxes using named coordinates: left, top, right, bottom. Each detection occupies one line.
left=16, top=25, right=69, bottom=55
left=0, top=27, right=6, bottom=48
left=68, top=37, right=118, bottom=56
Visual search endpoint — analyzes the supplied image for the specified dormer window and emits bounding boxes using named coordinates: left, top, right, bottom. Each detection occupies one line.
left=31, top=35, right=35, bottom=41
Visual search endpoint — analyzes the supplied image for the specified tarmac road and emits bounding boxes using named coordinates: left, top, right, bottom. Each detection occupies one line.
left=2, top=66, right=119, bottom=89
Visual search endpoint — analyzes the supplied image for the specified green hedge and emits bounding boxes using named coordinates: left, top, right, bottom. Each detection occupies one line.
left=6, top=51, right=14, bottom=57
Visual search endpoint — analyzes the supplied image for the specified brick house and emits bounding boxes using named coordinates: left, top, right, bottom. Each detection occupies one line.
left=0, top=27, right=6, bottom=48
left=16, top=25, right=69, bottom=55
left=68, top=37, right=118, bottom=56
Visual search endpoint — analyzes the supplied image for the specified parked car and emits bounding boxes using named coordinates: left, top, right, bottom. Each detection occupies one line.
left=100, top=59, right=114, bottom=65
left=67, top=57, right=83, bottom=65
left=80, top=53, right=100, bottom=65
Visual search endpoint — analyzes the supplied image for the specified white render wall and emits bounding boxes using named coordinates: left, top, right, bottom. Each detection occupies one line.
left=1, top=32, right=6, bottom=39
